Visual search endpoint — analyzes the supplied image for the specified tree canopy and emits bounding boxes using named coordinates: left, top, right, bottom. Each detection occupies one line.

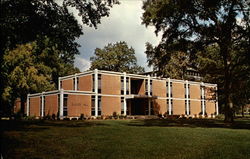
left=3, top=42, right=55, bottom=114
left=142, top=0, right=250, bottom=122
left=90, top=41, right=145, bottom=73
left=0, top=0, right=118, bottom=115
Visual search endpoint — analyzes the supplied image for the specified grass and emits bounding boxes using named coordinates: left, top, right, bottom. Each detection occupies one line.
left=1, top=118, right=250, bottom=159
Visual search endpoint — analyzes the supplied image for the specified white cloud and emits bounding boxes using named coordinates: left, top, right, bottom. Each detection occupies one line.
left=75, top=56, right=91, bottom=72
left=73, top=0, right=162, bottom=72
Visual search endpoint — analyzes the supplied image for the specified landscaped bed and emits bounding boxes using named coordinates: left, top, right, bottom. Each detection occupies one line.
left=1, top=118, right=250, bottom=159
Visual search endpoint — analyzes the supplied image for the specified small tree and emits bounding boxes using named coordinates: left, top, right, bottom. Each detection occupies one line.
left=90, top=41, right=144, bottom=74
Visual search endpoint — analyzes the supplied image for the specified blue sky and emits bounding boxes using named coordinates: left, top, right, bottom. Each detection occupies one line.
left=72, top=0, right=162, bottom=72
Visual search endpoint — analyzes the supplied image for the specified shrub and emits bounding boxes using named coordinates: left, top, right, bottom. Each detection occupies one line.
left=79, top=114, right=85, bottom=120
left=52, top=114, right=56, bottom=120
left=113, top=112, right=118, bottom=119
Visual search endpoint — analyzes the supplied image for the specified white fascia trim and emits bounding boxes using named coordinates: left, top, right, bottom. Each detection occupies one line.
left=59, top=70, right=94, bottom=80
left=99, top=72, right=121, bottom=77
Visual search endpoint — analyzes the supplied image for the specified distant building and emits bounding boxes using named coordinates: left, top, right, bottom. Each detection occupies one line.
left=25, top=69, right=218, bottom=118
left=141, top=68, right=202, bottom=81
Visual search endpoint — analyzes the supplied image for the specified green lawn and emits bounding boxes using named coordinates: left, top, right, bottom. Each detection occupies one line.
left=1, top=118, right=250, bottom=159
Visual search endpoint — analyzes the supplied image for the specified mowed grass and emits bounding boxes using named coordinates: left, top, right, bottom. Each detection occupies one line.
left=1, top=118, right=250, bottom=159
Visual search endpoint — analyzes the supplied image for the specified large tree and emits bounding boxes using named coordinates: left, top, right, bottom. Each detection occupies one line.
left=142, top=0, right=250, bottom=122
left=0, top=0, right=118, bottom=115
left=90, top=41, right=145, bottom=73
left=3, top=42, right=55, bottom=115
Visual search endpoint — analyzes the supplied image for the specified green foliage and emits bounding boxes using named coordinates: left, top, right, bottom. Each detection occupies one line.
left=145, top=42, right=189, bottom=79
left=3, top=42, right=55, bottom=103
left=0, top=0, right=118, bottom=115
left=90, top=41, right=144, bottom=73
left=142, top=0, right=250, bottom=122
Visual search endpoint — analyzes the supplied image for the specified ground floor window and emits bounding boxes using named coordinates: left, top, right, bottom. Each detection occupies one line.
left=63, top=94, right=68, bottom=116
left=91, top=96, right=95, bottom=116
left=121, top=97, right=124, bottom=115
left=98, top=96, right=101, bottom=115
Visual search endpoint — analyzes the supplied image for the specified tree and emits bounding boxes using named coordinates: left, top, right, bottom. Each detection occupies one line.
left=0, top=0, right=118, bottom=115
left=142, top=0, right=250, bottom=122
left=3, top=42, right=55, bottom=115
left=90, top=41, right=144, bottom=73
left=145, top=42, right=189, bottom=79
left=196, top=44, right=250, bottom=117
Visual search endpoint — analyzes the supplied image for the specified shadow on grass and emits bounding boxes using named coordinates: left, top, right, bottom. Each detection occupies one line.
left=0, top=120, right=109, bottom=132
left=126, top=118, right=250, bottom=130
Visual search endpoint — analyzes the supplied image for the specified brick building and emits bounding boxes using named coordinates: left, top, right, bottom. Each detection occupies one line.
left=26, top=69, right=219, bottom=118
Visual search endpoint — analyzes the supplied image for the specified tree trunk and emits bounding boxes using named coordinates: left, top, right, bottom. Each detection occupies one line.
left=241, top=105, right=245, bottom=117
left=224, top=93, right=234, bottom=123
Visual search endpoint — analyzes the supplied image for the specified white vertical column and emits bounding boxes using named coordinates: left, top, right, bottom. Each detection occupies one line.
left=147, top=75, right=151, bottom=96
left=26, top=94, right=30, bottom=116
left=74, top=74, right=77, bottom=91
left=128, top=77, right=131, bottom=94
left=185, top=80, right=189, bottom=115
left=215, top=85, right=219, bottom=115
left=168, top=78, right=172, bottom=115
left=94, top=69, right=98, bottom=117
left=123, top=72, right=127, bottom=115
left=201, top=82, right=205, bottom=116
left=41, top=92, right=45, bottom=117
left=59, top=89, right=64, bottom=118
left=58, top=77, right=61, bottom=90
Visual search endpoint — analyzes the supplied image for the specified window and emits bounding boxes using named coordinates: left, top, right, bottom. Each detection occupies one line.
left=166, top=82, right=168, bottom=97
left=98, top=74, right=101, bottom=93
left=145, top=79, right=148, bottom=95
left=171, top=99, right=173, bottom=114
left=98, top=96, right=101, bottom=115
left=170, top=82, right=173, bottom=97
left=150, top=80, right=152, bottom=95
left=77, top=77, right=79, bottom=90
left=73, top=78, right=75, bottom=90
left=189, top=100, right=191, bottom=115
left=92, top=74, right=95, bottom=92
left=91, top=96, right=95, bottom=116
left=63, top=94, right=68, bottom=116
left=40, top=96, right=43, bottom=116
left=126, top=77, right=129, bottom=94
left=121, top=97, right=124, bottom=114
left=166, top=99, right=169, bottom=112
left=121, top=76, right=124, bottom=94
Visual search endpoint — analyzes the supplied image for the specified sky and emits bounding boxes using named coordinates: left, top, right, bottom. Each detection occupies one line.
left=73, top=0, right=162, bottom=72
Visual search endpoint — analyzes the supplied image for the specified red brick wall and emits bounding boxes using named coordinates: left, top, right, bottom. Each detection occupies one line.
left=30, top=97, right=40, bottom=117
left=101, top=75, right=121, bottom=95
left=190, top=85, right=200, bottom=99
left=67, top=95, right=91, bottom=117
left=190, top=101, right=201, bottom=115
left=101, top=96, right=121, bottom=116
left=206, top=101, right=216, bottom=115
left=172, top=82, right=185, bottom=98
left=62, top=79, right=74, bottom=90
left=152, top=80, right=166, bottom=97
left=138, top=80, right=145, bottom=95
left=44, top=95, right=58, bottom=116
left=78, top=75, right=92, bottom=91
left=154, top=99, right=166, bottom=115
left=172, top=100, right=185, bottom=115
